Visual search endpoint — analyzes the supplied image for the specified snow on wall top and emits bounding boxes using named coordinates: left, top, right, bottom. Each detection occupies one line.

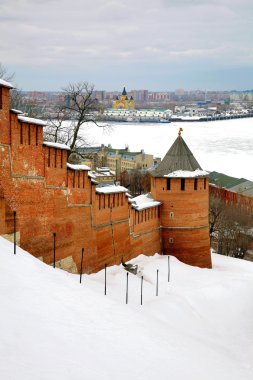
left=96, top=185, right=128, bottom=194
left=43, top=141, right=70, bottom=150
left=67, top=163, right=90, bottom=171
left=10, top=109, right=23, bottom=114
left=18, top=115, right=48, bottom=127
left=130, top=193, right=161, bottom=211
left=0, top=78, right=13, bottom=88
left=90, top=170, right=114, bottom=177
left=88, top=172, right=97, bottom=179
left=164, top=169, right=209, bottom=178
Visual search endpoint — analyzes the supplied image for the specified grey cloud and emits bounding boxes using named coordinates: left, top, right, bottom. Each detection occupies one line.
left=1, top=0, right=253, bottom=89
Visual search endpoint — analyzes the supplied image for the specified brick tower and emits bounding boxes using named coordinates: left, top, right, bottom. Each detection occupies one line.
left=151, top=128, right=212, bottom=268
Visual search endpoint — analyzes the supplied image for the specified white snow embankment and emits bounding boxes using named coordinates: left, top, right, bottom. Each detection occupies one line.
left=0, top=237, right=253, bottom=380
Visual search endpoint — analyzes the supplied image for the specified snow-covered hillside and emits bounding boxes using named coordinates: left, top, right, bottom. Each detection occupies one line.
left=0, top=236, right=253, bottom=380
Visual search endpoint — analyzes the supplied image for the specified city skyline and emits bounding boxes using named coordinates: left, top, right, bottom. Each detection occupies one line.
left=1, top=0, right=253, bottom=91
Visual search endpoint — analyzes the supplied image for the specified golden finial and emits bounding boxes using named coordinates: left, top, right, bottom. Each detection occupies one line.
left=178, top=127, right=183, bottom=136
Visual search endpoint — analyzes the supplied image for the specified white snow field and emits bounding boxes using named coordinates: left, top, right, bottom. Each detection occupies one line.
left=0, top=237, right=253, bottom=380
left=83, top=117, right=253, bottom=181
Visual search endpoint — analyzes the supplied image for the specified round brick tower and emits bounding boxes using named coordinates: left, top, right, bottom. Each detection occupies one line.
left=151, top=128, right=212, bottom=268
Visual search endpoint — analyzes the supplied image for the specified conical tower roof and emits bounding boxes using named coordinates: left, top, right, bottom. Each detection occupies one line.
left=152, top=130, right=202, bottom=177
left=122, top=86, right=127, bottom=96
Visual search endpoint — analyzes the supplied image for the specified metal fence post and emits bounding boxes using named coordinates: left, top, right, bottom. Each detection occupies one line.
left=168, top=255, right=170, bottom=282
left=126, top=272, right=129, bottom=304
left=104, top=264, right=107, bottom=295
left=156, top=269, right=159, bottom=296
left=53, top=232, right=56, bottom=268
left=80, top=248, right=84, bottom=283
left=13, top=210, right=16, bottom=255
left=141, top=275, right=143, bottom=305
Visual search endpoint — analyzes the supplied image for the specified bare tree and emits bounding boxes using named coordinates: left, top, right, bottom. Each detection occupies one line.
left=0, top=63, right=14, bottom=82
left=209, top=192, right=225, bottom=235
left=120, top=169, right=151, bottom=196
left=0, top=62, right=40, bottom=117
left=209, top=191, right=252, bottom=259
left=44, top=82, right=103, bottom=162
left=9, top=88, right=42, bottom=117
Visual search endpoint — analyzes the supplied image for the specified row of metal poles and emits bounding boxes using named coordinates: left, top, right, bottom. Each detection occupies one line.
left=125, top=260, right=170, bottom=305
left=12, top=212, right=171, bottom=305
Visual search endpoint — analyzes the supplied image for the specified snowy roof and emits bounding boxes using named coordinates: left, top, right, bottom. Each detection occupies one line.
left=228, top=180, right=253, bottom=197
left=67, top=163, right=90, bottom=171
left=164, top=169, right=209, bottom=178
left=96, top=167, right=111, bottom=172
left=209, top=171, right=243, bottom=188
left=10, top=109, right=23, bottom=114
left=96, top=185, right=128, bottom=194
left=0, top=78, right=14, bottom=88
left=130, top=193, right=161, bottom=211
left=88, top=171, right=97, bottom=179
left=18, top=115, right=48, bottom=127
left=95, top=172, right=114, bottom=177
left=152, top=135, right=202, bottom=177
left=91, top=168, right=115, bottom=177
left=43, top=141, right=70, bottom=150
left=209, top=171, right=253, bottom=197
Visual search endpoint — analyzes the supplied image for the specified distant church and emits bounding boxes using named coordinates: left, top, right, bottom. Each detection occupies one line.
left=112, top=87, right=135, bottom=109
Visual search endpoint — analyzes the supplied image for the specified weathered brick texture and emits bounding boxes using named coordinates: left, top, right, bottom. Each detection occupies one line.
left=151, top=177, right=211, bottom=268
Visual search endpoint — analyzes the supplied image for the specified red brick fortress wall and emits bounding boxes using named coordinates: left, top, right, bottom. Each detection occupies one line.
left=1, top=84, right=211, bottom=271
left=92, top=191, right=130, bottom=268
left=129, top=206, right=161, bottom=260
left=210, top=184, right=253, bottom=213
left=0, top=132, right=97, bottom=272
left=0, top=85, right=162, bottom=272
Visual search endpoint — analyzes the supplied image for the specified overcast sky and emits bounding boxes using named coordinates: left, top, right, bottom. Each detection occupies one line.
left=1, top=0, right=253, bottom=91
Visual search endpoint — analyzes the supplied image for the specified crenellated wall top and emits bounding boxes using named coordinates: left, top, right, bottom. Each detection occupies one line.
left=0, top=78, right=13, bottom=89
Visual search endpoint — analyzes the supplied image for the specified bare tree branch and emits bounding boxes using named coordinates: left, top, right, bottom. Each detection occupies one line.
left=209, top=191, right=252, bottom=259
left=0, top=63, right=15, bottom=82
left=43, top=81, right=106, bottom=163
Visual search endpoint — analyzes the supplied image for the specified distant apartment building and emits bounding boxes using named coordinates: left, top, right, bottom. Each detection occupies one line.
left=148, top=92, right=170, bottom=102
left=93, top=91, right=106, bottom=102
left=230, top=91, right=253, bottom=102
left=78, top=144, right=156, bottom=179
left=109, top=149, right=152, bottom=167
left=129, top=90, right=149, bottom=102
left=89, top=167, right=116, bottom=185
left=175, top=88, right=185, bottom=96
left=101, top=146, right=155, bottom=179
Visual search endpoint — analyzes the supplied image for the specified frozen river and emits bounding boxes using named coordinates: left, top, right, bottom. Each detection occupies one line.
left=83, top=117, right=253, bottom=181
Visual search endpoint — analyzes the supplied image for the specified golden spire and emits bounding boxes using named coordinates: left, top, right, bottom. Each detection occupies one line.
left=178, top=127, right=183, bottom=136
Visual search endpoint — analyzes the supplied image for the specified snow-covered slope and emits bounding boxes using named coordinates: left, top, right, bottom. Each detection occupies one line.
left=0, top=237, right=253, bottom=380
